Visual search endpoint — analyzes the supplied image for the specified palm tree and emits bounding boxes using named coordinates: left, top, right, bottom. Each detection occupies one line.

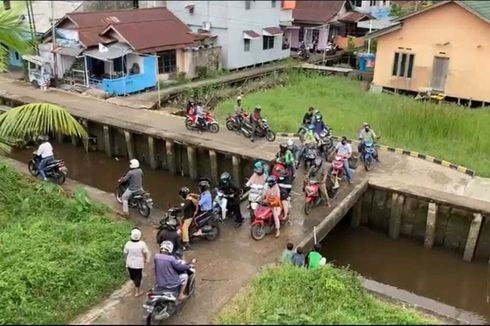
left=0, top=1, right=32, bottom=72
left=0, top=103, right=88, bottom=154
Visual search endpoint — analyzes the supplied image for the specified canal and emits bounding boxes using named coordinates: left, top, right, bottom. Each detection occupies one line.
left=8, top=142, right=490, bottom=322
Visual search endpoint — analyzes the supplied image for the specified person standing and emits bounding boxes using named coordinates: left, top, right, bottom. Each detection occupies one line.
left=263, top=176, right=282, bottom=238
left=218, top=172, right=244, bottom=227
left=123, top=228, right=150, bottom=297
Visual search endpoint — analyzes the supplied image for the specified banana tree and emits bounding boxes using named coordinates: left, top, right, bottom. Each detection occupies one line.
left=0, top=103, right=88, bottom=154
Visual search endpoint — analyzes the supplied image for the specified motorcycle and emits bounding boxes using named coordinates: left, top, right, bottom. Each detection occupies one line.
left=247, top=183, right=265, bottom=222
left=226, top=112, right=249, bottom=132
left=317, top=129, right=335, bottom=161
left=303, top=178, right=337, bottom=215
left=164, top=205, right=221, bottom=241
left=360, top=140, right=377, bottom=171
left=250, top=203, right=288, bottom=241
left=28, top=153, right=68, bottom=185
left=185, top=111, right=220, bottom=133
left=270, top=161, right=294, bottom=180
left=241, top=118, right=276, bottom=142
left=325, top=42, right=338, bottom=55
left=143, top=259, right=197, bottom=325
left=303, top=143, right=318, bottom=171
left=330, top=154, right=348, bottom=189
left=115, top=180, right=153, bottom=217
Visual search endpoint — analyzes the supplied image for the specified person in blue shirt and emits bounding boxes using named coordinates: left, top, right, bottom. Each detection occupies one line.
left=198, top=180, right=213, bottom=212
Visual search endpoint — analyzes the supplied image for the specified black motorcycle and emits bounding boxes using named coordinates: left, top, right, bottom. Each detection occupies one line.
left=317, top=129, right=335, bottom=161
left=241, top=118, right=276, bottom=142
left=28, top=153, right=68, bottom=185
left=143, top=259, right=197, bottom=325
left=115, top=180, right=153, bottom=217
left=163, top=205, right=221, bottom=241
left=303, top=143, right=318, bottom=171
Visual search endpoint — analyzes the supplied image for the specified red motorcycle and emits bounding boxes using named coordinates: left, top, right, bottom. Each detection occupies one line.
left=331, top=154, right=347, bottom=189
left=270, top=161, right=293, bottom=179
left=185, top=111, right=220, bottom=133
left=303, top=178, right=337, bottom=215
left=250, top=204, right=287, bottom=241
left=226, top=112, right=249, bottom=132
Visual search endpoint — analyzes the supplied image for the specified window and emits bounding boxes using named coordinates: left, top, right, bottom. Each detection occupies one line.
left=113, top=57, right=126, bottom=73
left=157, top=50, right=177, bottom=74
left=245, top=0, right=251, bottom=10
left=244, top=38, right=250, bottom=52
left=370, top=0, right=377, bottom=6
left=392, top=52, right=415, bottom=78
left=14, top=51, right=19, bottom=60
left=355, top=0, right=362, bottom=6
left=263, top=36, right=274, bottom=50
left=299, top=28, right=304, bottom=42
left=271, top=0, right=276, bottom=7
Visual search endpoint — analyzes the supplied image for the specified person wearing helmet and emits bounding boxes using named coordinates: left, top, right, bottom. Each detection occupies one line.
left=249, top=105, right=263, bottom=142
left=305, top=157, right=331, bottom=207
left=287, top=138, right=301, bottom=170
left=234, top=95, right=245, bottom=125
left=246, top=161, right=268, bottom=187
left=263, top=175, right=282, bottom=238
left=154, top=241, right=191, bottom=301
left=118, top=159, right=144, bottom=217
left=36, top=135, right=55, bottom=181
left=195, top=101, right=207, bottom=130
left=302, top=107, right=316, bottom=126
left=197, top=179, right=213, bottom=217
left=156, top=218, right=182, bottom=256
left=335, top=136, right=353, bottom=184
left=313, top=112, right=329, bottom=137
left=275, top=143, right=295, bottom=178
left=303, top=124, right=317, bottom=145
left=179, top=186, right=199, bottom=251
left=218, top=172, right=243, bottom=227
left=358, top=123, right=379, bottom=161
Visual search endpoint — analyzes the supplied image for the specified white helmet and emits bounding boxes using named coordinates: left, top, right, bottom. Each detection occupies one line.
left=130, top=228, right=141, bottom=241
left=129, top=159, right=140, bottom=169
left=287, top=138, right=294, bottom=147
left=160, top=241, right=174, bottom=254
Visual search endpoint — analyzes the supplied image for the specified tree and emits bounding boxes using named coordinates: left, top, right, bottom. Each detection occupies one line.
left=0, top=103, right=88, bottom=154
left=0, top=2, right=32, bottom=72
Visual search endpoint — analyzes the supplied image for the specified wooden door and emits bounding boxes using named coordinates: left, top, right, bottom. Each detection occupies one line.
left=430, top=56, right=449, bottom=91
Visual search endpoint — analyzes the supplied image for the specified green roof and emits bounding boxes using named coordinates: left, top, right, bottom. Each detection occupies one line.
left=457, top=0, right=490, bottom=22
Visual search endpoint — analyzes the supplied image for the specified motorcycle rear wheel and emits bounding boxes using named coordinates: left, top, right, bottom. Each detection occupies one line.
left=185, top=118, right=193, bottom=131
left=138, top=201, right=151, bottom=218
left=28, top=160, right=38, bottom=177
left=251, top=224, right=266, bottom=241
left=304, top=201, right=313, bottom=215
left=53, top=172, right=66, bottom=185
left=364, top=157, right=372, bottom=171
left=205, top=225, right=220, bottom=241
left=265, top=130, right=276, bottom=142
left=209, top=123, right=220, bottom=133
left=226, top=120, right=235, bottom=131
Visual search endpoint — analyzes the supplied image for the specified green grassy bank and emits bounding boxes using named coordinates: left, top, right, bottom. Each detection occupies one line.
left=218, top=265, right=435, bottom=325
left=216, top=72, right=490, bottom=176
left=0, top=162, right=131, bottom=324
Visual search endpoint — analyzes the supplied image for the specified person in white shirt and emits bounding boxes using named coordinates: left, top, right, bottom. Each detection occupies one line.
left=36, top=135, right=55, bottom=181
left=123, top=228, right=150, bottom=297
left=334, top=136, right=353, bottom=184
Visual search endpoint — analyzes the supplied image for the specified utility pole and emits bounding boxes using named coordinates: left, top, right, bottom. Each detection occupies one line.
left=51, top=0, right=58, bottom=85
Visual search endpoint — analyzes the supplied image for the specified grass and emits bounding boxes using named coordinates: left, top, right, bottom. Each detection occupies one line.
left=0, top=162, right=132, bottom=324
left=218, top=264, right=436, bottom=325
left=216, top=71, right=490, bottom=176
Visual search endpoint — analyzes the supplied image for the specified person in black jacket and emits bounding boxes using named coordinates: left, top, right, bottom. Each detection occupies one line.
left=302, top=107, right=316, bottom=126
left=218, top=172, right=243, bottom=227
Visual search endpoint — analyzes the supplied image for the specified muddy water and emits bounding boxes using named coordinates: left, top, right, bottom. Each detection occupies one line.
left=8, top=142, right=195, bottom=209
left=322, top=219, right=490, bottom=322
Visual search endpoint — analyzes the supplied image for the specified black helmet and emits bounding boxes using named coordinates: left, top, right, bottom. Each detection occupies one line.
left=198, top=180, right=210, bottom=192
left=220, top=172, right=231, bottom=183
left=164, top=218, right=178, bottom=231
left=279, top=143, right=287, bottom=151
left=179, top=186, right=190, bottom=199
left=266, top=175, right=277, bottom=187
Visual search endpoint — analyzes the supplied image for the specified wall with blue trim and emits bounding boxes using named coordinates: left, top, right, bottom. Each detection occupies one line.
left=102, top=56, right=157, bottom=96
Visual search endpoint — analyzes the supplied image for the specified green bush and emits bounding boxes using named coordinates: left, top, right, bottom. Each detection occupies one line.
left=218, top=265, right=434, bottom=325
left=0, top=162, right=132, bottom=324
left=216, top=71, right=490, bottom=176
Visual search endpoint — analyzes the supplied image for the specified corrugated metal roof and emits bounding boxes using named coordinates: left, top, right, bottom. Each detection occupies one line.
left=53, top=46, right=84, bottom=57
left=458, top=0, right=490, bottom=22
left=293, top=0, right=345, bottom=23
left=101, top=20, right=195, bottom=53
left=84, top=43, right=133, bottom=61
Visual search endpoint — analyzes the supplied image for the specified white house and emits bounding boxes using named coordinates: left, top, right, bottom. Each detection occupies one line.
left=351, top=0, right=391, bottom=19
left=166, top=0, right=293, bottom=70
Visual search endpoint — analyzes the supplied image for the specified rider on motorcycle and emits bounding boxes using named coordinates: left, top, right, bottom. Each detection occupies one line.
left=304, top=125, right=318, bottom=145
left=195, top=101, right=207, bottom=130
left=313, top=112, right=329, bottom=137
left=36, top=135, right=55, bottom=181
left=287, top=138, right=302, bottom=169
left=218, top=172, right=244, bottom=227
left=118, top=159, right=144, bottom=217
left=334, top=136, right=353, bottom=184
left=358, top=123, right=379, bottom=161
left=186, top=99, right=196, bottom=116
left=246, top=161, right=267, bottom=187
left=305, top=157, right=331, bottom=207
left=156, top=219, right=182, bottom=256
left=154, top=241, right=191, bottom=301
left=234, top=96, right=245, bottom=125
left=263, top=176, right=282, bottom=238
left=302, top=107, right=316, bottom=126
left=275, top=143, right=295, bottom=178
left=198, top=180, right=213, bottom=219
left=179, top=187, right=199, bottom=251
left=249, top=105, right=263, bottom=143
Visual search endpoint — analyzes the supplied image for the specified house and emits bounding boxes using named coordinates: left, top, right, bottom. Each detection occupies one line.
left=165, top=0, right=293, bottom=70
left=43, top=7, right=220, bottom=95
left=289, top=0, right=373, bottom=51
left=367, top=0, right=490, bottom=105
left=351, top=0, right=391, bottom=19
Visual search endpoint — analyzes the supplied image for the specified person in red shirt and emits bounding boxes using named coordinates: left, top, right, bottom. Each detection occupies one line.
left=249, top=105, right=262, bottom=142
left=263, top=176, right=282, bottom=238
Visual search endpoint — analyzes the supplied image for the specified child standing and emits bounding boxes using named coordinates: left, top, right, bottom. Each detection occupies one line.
left=281, top=242, right=294, bottom=264
left=292, top=246, right=306, bottom=267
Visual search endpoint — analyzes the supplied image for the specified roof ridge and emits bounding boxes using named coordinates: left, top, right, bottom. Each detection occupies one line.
left=68, top=7, right=168, bottom=16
